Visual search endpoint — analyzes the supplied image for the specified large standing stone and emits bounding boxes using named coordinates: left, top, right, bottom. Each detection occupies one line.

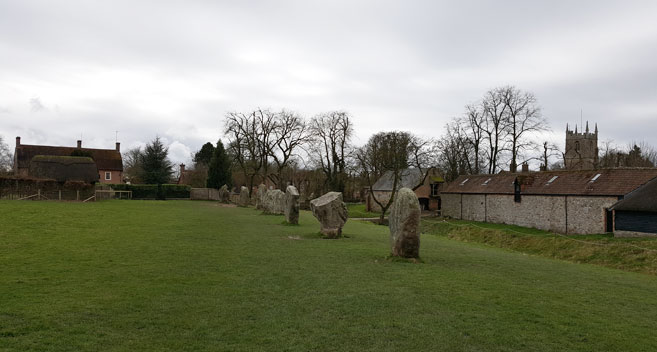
left=389, top=188, right=421, bottom=258
left=263, top=189, right=286, bottom=214
left=285, top=185, right=300, bottom=224
left=238, top=186, right=250, bottom=207
left=310, top=192, right=348, bottom=238
left=255, top=184, right=267, bottom=210
left=219, top=184, right=230, bottom=203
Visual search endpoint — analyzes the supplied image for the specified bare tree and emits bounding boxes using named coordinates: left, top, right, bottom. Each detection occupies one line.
left=541, top=141, right=561, bottom=171
left=224, top=109, right=278, bottom=195
left=501, top=86, right=548, bottom=171
left=438, top=121, right=473, bottom=181
left=309, top=111, right=353, bottom=193
left=481, top=87, right=509, bottom=174
left=358, top=131, right=434, bottom=222
left=122, top=146, right=144, bottom=183
left=597, top=140, right=656, bottom=168
left=463, top=104, right=485, bottom=174
left=268, top=109, right=310, bottom=188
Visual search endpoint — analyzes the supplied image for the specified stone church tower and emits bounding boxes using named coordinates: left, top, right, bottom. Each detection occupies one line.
left=564, top=121, right=598, bottom=170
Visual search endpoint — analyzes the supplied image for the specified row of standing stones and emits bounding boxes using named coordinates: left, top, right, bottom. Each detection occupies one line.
left=237, top=184, right=421, bottom=258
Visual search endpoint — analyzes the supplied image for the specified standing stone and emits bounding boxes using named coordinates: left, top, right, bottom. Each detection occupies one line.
left=263, top=189, right=286, bottom=214
left=309, top=192, right=348, bottom=238
left=255, top=184, right=267, bottom=210
left=219, top=184, right=230, bottom=203
left=389, top=188, right=421, bottom=258
left=285, top=185, right=300, bottom=224
left=239, top=186, right=250, bottom=207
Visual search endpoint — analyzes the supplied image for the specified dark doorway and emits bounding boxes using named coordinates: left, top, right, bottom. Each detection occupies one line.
left=605, top=209, right=613, bottom=233
left=418, top=198, right=429, bottom=211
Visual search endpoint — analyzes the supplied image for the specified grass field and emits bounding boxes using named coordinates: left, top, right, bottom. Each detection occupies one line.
left=345, top=202, right=379, bottom=218
left=2, top=200, right=657, bottom=351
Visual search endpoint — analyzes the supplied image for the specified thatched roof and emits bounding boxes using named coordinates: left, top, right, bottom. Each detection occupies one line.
left=442, top=168, right=657, bottom=197
left=611, top=177, right=657, bottom=212
left=28, top=155, right=99, bottom=183
left=16, top=144, right=122, bottom=170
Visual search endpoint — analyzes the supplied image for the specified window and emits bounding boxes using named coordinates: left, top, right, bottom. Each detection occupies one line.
left=459, top=178, right=469, bottom=186
left=546, top=176, right=558, bottom=184
left=105, top=172, right=111, bottom=180
left=590, top=173, right=601, bottom=182
left=482, top=178, right=492, bottom=185
left=430, top=183, right=440, bottom=197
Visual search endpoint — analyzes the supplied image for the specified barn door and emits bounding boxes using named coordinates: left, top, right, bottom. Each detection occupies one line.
left=605, top=209, right=613, bottom=233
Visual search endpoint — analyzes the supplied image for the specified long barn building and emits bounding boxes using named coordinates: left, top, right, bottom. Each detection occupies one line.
left=442, top=169, right=657, bottom=236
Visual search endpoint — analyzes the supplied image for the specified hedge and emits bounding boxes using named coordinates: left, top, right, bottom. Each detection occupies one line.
left=108, top=184, right=191, bottom=199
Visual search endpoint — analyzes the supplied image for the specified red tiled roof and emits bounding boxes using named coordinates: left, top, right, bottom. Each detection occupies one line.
left=16, top=144, right=123, bottom=171
left=442, top=168, right=657, bottom=197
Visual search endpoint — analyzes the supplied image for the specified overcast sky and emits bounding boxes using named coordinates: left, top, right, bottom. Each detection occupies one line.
left=1, top=0, right=656, bottom=166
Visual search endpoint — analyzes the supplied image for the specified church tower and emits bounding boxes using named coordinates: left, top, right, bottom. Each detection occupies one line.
left=564, top=121, right=599, bottom=170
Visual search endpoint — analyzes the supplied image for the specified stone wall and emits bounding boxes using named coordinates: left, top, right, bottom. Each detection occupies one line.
left=441, top=193, right=461, bottom=218
left=566, top=196, right=617, bottom=234
left=462, top=194, right=486, bottom=222
left=190, top=188, right=221, bottom=201
left=442, top=193, right=617, bottom=234
left=486, top=195, right=566, bottom=233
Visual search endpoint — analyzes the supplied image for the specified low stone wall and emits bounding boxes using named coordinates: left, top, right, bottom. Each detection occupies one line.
left=190, top=188, right=221, bottom=201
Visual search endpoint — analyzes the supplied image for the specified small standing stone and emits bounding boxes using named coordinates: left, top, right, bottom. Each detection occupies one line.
left=309, top=192, right=348, bottom=238
left=389, top=188, right=421, bottom=258
left=238, top=186, right=250, bottom=207
left=219, top=184, right=230, bottom=203
left=285, top=185, right=300, bottom=224
left=255, top=184, right=267, bottom=209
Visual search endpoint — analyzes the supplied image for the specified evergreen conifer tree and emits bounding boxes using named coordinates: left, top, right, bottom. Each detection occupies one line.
left=207, top=139, right=232, bottom=189
left=140, top=137, right=173, bottom=186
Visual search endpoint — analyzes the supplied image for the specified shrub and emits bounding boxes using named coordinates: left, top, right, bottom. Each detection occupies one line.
left=108, top=184, right=191, bottom=199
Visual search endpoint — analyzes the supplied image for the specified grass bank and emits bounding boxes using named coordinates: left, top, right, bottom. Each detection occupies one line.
left=422, top=218, right=657, bottom=275
left=2, top=200, right=657, bottom=351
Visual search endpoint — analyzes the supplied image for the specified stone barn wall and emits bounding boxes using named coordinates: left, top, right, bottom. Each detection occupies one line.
left=461, top=194, right=486, bottom=222
left=442, top=193, right=617, bottom=234
left=441, top=193, right=462, bottom=219
left=566, top=196, right=617, bottom=234
left=486, top=195, right=566, bottom=233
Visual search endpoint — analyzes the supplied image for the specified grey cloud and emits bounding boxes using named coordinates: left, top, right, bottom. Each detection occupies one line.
left=1, top=0, right=657, bottom=164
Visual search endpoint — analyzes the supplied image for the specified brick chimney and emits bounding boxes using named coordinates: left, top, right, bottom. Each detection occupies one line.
left=180, top=163, right=186, bottom=173
left=115, top=142, right=121, bottom=152
left=16, top=136, right=20, bottom=147
left=77, top=140, right=82, bottom=148
left=521, top=162, right=529, bottom=173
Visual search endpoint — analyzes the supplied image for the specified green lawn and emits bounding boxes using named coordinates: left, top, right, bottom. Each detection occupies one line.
left=346, top=202, right=379, bottom=218
left=1, top=200, right=657, bottom=351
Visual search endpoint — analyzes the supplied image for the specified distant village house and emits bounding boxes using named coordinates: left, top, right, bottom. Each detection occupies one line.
left=13, top=137, right=124, bottom=184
